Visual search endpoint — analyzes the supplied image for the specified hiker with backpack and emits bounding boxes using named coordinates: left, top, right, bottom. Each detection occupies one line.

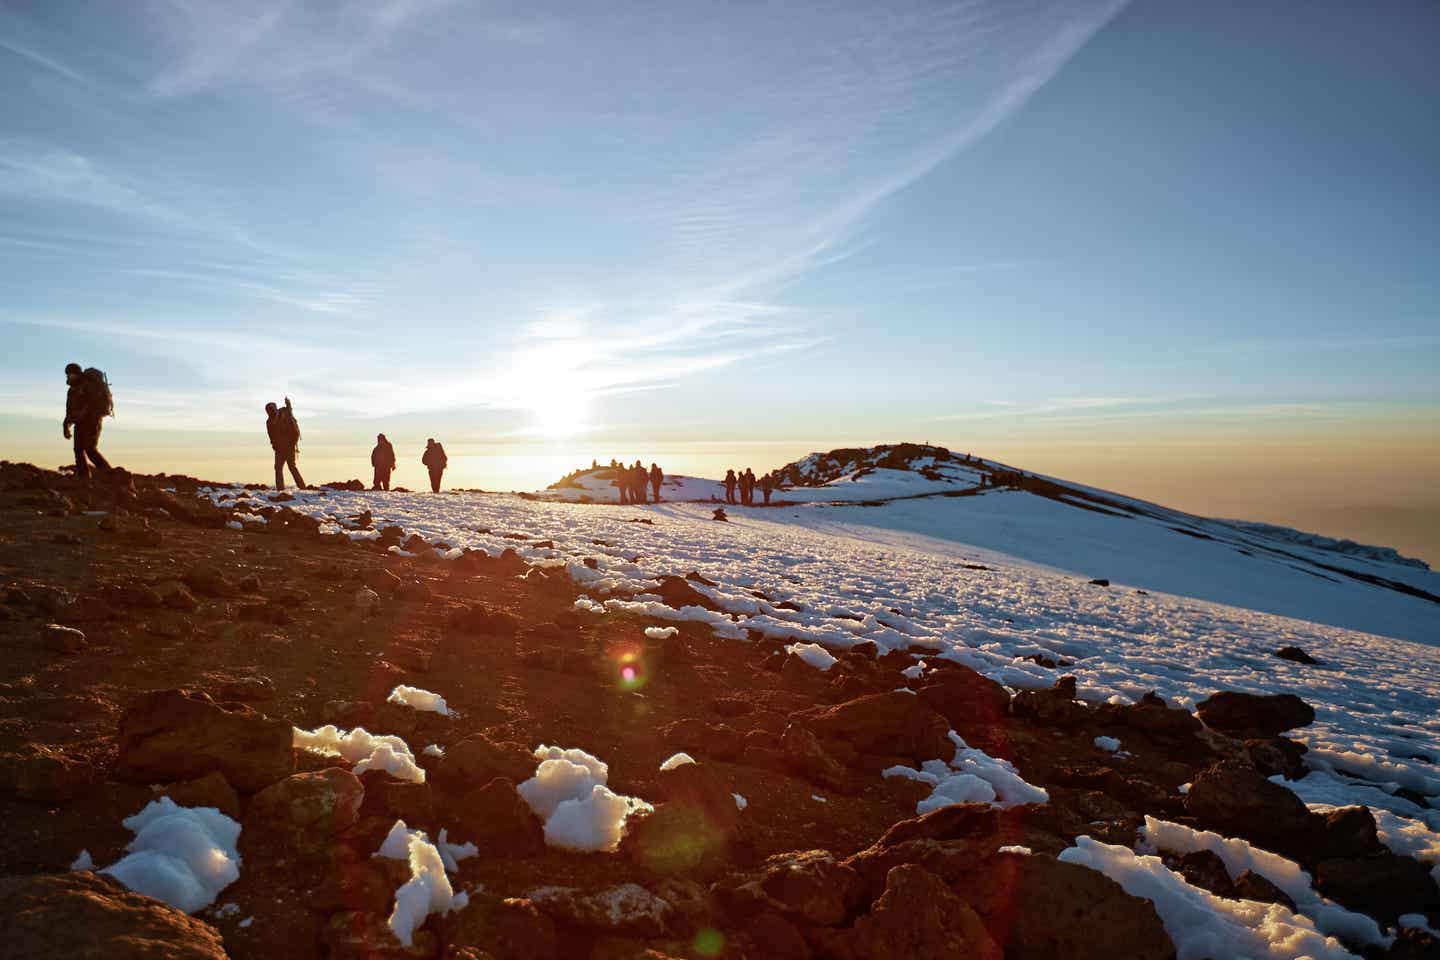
left=422, top=438, right=448, bottom=493
left=265, top=397, right=305, bottom=491
left=649, top=463, right=663, bottom=503
left=723, top=469, right=737, bottom=504
left=62, top=362, right=114, bottom=479
left=371, top=433, right=397, bottom=491
left=760, top=471, right=774, bottom=505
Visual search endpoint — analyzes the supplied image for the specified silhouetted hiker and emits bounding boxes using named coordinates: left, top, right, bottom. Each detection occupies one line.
left=265, top=397, right=305, bottom=490
left=633, top=460, right=650, bottom=506
left=649, top=463, right=663, bottom=502
left=62, top=362, right=114, bottom=480
left=616, top=465, right=629, bottom=505
left=724, top=469, right=737, bottom=505
left=760, top=472, right=774, bottom=505
left=371, top=433, right=397, bottom=491
left=422, top=438, right=448, bottom=493
left=742, top=468, right=756, bottom=505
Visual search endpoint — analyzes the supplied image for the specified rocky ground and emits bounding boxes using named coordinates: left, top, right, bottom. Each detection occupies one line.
left=0, top=460, right=1436, bottom=959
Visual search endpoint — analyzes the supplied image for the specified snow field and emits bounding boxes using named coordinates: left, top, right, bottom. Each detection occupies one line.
left=99, top=797, right=242, bottom=913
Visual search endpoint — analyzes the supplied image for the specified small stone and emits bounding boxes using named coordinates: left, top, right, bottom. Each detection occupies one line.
left=42, top=623, right=86, bottom=654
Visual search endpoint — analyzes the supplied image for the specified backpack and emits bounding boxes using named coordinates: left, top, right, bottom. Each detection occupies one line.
left=83, top=368, right=114, bottom=418
left=281, top=409, right=301, bottom=445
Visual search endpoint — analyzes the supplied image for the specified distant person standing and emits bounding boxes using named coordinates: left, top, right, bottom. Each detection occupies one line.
left=62, top=362, right=114, bottom=480
left=724, top=469, right=737, bottom=505
left=616, top=464, right=629, bottom=505
left=370, top=433, right=397, bottom=491
left=631, top=461, right=647, bottom=505
left=422, top=438, right=448, bottom=493
left=265, top=397, right=305, bottom=490
left=649, top=463, right=663, bottom=502
left=742, top=468, right=756, bottom=505
left=760, top=472, right=774, bottom=505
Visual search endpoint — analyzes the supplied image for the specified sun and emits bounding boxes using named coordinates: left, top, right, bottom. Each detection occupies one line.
left=526, top=383, right=589, bottom=437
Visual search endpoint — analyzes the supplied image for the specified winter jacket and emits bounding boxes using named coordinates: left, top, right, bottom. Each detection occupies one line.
left=372, top=441, right=397, bottom=470
left=422, top=443, right=448, bottom=470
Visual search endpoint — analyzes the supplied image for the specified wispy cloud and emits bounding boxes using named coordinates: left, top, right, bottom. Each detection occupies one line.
left=0, top=35, right=87, bottom=84
left=0, top=143, right=193, bottom=228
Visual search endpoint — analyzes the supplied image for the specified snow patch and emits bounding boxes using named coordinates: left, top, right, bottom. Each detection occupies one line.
left=658, top=752, right=696, bottom=771
left=100, top=797, right=242, bottom=914
left=644, top=626, right=679, bottom=640
left=516, top=745, right=652, bottom=852
left=387, top=685, right=451, bottom=716
left=293, top=725, right=425, bottom=782
left=1094, top=736, right=1122, bottom=753
left=785, top=642, right=838, bottom=671
left=884, top=731, right=1048, bottom=814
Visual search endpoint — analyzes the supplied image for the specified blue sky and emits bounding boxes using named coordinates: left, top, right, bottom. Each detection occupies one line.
left=1, top=0, right=1437, bottom=530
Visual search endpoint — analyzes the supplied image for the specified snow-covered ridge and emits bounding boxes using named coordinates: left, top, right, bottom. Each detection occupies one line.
left=1221, top=520, right=1429, bottom=571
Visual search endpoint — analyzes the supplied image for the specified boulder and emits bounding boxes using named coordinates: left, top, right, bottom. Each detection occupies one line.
left=1111, top=701, right=1202, bottom=738
left=798, top=691, right=952, bottom=762
left=1312, top=805, right=1385, bottom=860
left=1171, top=849, right=1235, bottom=898
left=724, top=850, right=863, bottom=927
left=780, top=724, right=850, bottom=792
left=1275, top=646, right=1319, bottom=665
left=246, top=768, right=365, bottom=863
left=442, top=894, right=558, bottom=960
left=182, top=565, right=237, bottom=599
left=956, top=853, right=1176, bottom=960
left=41, top=622, right=86, bottom=654
left=443, top=777, right=545, bottom=858
left=323, top=910, right=437, bottom=959
left=1195, top=692, right=1315, bottom=738
left=0, top=745, right=91, bottom=803
left=162, top=771, right=242, bottom=820
left=215, top=675, right=277, bottom=703
left=650, top=576, right=720, bottom=612
left=359, top=772, right=435, bottom=825
left=432, top=736, right=534, bottom=794
left=1244, top=737, right=1308, bottom=780
left=1012, top=677, right=1089, bottom=725
left=1315, top=854, right=1440, bottom=925
left=1183, top=761, right=1313, bottom=854
left=845, top=864, right=1000, bottom=960
left=447, top=604, right=520, bottom=636
left=527, top=883, right=676, bottom=937
left=736, top=910, right=810, bottom=960
left=0, top=872, right=228, bottom=959
left=1232, top=870, right=1297, bottom=912
left=116, top=688, right=293, bottom=792
left=915, top=664, right=1011, bottom=735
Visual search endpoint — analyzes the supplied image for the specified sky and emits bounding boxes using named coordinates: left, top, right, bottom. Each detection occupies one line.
left=1, top=1, right=1438, bottom=561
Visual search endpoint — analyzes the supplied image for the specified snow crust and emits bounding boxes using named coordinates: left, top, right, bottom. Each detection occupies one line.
left=100, top=797, right=242, bottom=914
left=658, top=752, right=696, bottom=771
left=293, top=724, right=425, bottom=782
left=1139, top=817, right=1387, bottom=947
left=1060, top=836, right=1362, bottom=960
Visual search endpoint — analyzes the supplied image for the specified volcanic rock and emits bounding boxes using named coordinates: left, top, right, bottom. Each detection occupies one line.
left=116, top=688, right=294, bottom=792
left=1195, top=691, right=1315, bottom=738
left=844, top=863, right=1001, bottom=960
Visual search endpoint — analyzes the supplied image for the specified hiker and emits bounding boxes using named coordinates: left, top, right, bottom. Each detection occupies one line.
left=265, top=397, right=305, bottom=490
left=422, top=438, right=448, bottom=493
left=62, top=362, right=114, bottom=479
left=371, top=433, right=397, bottom=491
left=649, top=463, right=663, bottom=503
left=723, top=469, right=737, bottom=505
left=741, top=468, right=756, bottom=505
left=760, top=471, right=774, bottom=505
left=616, top=464, right=629, bottom=505
left=630, top=461, right=646, bottom=505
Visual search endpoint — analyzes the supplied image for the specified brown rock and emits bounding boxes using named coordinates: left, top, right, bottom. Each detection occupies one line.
left=1012, top=677, right=1090, bottom=725
left=780, top=724, right=849, bottom=792
left=1244, top=737, right=1308, bottom=780
left=847, top=864, right=1000, bottom=960
left=737, top=910, right=811, bottom=960
left=799, top=691, right=952, bottom=762
left=0, top=745, right=91, bottom=803
left=42, top=622, right=86, bottom=654
left=322, top=910, right=438, bottom=959
left=442, top=894, right=558, bottom=960
left=1172, top=849, right=1235, bottom=898
left=958, top=854, right=1176, bottom=960
left=183, top=564, right=237, bottom=599
left=116, top=688, right=294, bottom=792
left=443, top=778, right=545, bottom=858
left=527, top=883, right=676, bottom=937
left=246, top=768, right=365, bottom=865
left=747, top=849, right=863, bottom=927
left=432, top=736, right=534, bottom=794
left=360, top=772, right=435, bottom=825
left=650, top=575, right=721, bottom=612
left=162, top=771, right=242, bottom=820
left=915, top=663, right=1011, bottom=735
left=1232, top=870, right=1296, bottom=912
left=1183, top=761, right=1313, bottom=854
left=1314, top=854, right=1440, bottom=924
left=1196, top=692, right=1315, bottom=738
left=0, top=871, right=228, bottom=959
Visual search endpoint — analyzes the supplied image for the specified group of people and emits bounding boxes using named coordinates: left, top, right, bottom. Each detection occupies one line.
left=59, top=363, right=774, bottom=504
left=610, top=459, right=664, bottom=504
left=723, top=467, right=774, bottom=505
left=367, top=435, right=449, bottom=493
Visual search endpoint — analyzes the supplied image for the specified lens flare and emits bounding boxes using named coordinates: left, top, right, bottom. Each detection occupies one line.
left=611, top=644, right=649, bottom=691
